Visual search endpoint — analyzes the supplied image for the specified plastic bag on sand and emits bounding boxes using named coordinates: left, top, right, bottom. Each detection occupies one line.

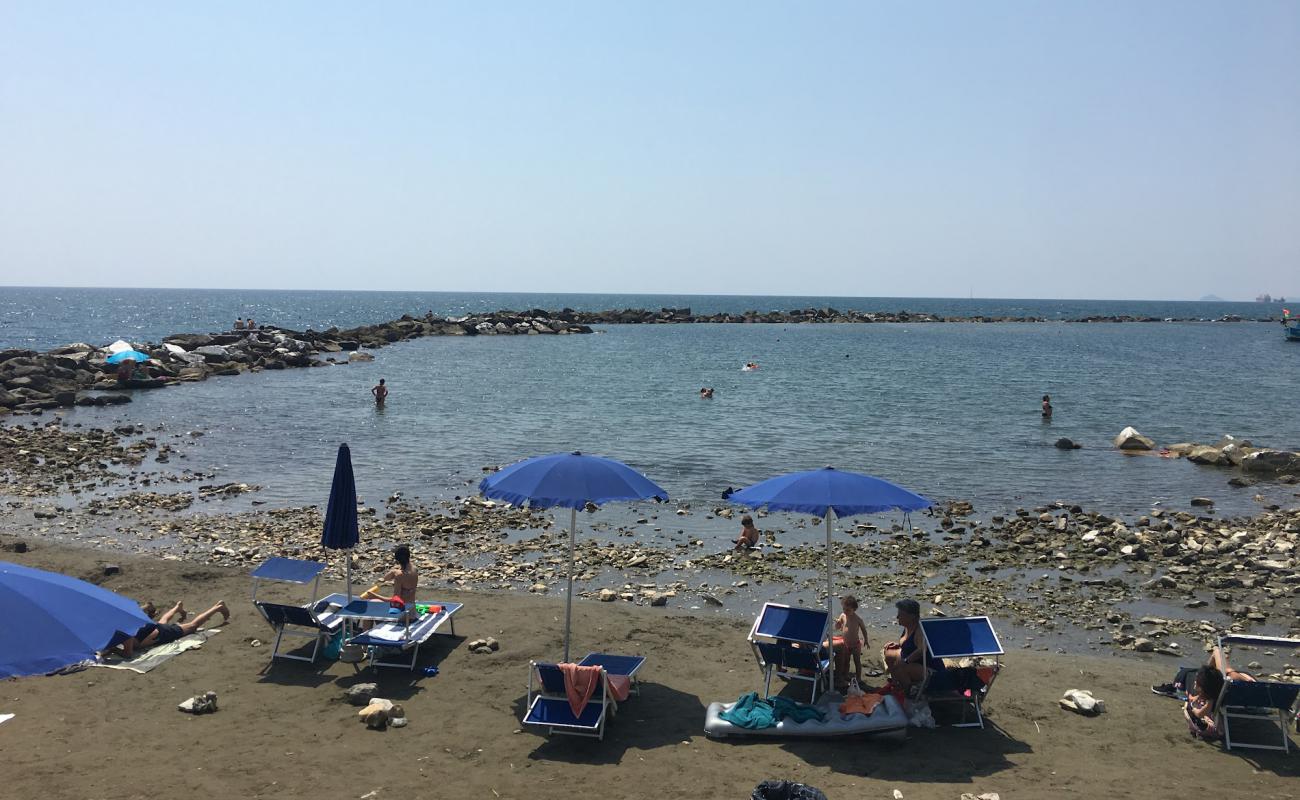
left=847, top=678, right=864, bottom=697
left=751, top=780, right=828, bottom=800
left=906, top=700, right=936, bottom=728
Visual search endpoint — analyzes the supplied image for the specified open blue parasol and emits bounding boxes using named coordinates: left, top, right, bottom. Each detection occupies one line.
left=480, top=451, right=668, bottom=661
left=321, top=443, right=360, bottom=601
left=0, top=561, right=152, bottom=678
left=727, top=467, right=931, bottom=666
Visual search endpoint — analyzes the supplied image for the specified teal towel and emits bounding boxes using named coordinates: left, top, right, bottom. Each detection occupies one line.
left=718, top=692, right=827, bottom=729
left=719, top=692, right=776, bottom=729
left=771, top=695, right=827, bottom=724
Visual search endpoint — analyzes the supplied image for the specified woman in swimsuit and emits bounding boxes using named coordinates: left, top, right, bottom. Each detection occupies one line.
left=881, top=598, right=942, bottom=693
left=106, top=600, right=230, bottom=658
left=363, top=545, right=418, bottom=606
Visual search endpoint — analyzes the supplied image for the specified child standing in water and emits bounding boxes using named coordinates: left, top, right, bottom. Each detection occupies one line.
left=834, top=595, right=869, bottom=687
left=1041, top=394, right=1053, bottom=419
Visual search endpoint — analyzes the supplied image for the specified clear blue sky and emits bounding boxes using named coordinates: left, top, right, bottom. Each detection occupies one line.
left=1, top=2, right=1296, bottom=299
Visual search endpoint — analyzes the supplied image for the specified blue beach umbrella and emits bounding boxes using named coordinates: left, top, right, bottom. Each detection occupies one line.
left=105, top=350, right=152, bottom=364
left=480, top=451, right=668, bottom=661
left=728, top=466, right=931, bottom=637
left=0, top=561, right=152, bottom=678
left=321, top=443, right=361, bottom=601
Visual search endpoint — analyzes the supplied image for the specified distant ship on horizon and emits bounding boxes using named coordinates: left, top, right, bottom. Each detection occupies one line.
left=1256, top=293, right=1287, bottom=303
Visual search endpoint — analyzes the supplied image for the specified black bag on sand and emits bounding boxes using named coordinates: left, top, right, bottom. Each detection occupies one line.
left=751, top=780, right=828, bottom=800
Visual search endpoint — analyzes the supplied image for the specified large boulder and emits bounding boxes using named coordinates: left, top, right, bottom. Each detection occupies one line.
left=163, top=334, right=215, bottom=350
left=1240, top=450, right=1300, bottom=475
left=194, top=345, right=230, bottom=363
left=1114, top=426, right=1156, bottom=451
left=1186, top=445, right=1228, bottom=466
left=0, top=389, right=22, bottom=407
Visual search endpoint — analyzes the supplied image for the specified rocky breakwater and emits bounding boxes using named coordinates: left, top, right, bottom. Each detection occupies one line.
left=1112, top=428, right=1300, bottom=485
left=559, top=306, right=1275, bottom=325
left=0, top=311, right=594, bottom=413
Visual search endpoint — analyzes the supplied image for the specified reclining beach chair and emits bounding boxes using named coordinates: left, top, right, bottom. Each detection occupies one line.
left=1216, top=634, right=1300, bottom=752
left=339, top=597, right=463, bottom=671
left=524, top=661, right=616, bottom=740
left=249, top=558, right=341, bottom=663
left=919, top=616, right=1005, bottom=728
left=748, top=602, right=832, bottom=703
left=578, top=652, right=646, bottom=696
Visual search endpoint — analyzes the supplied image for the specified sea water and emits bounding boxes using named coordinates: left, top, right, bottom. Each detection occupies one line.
left=2, top=288, right=1296, bottom=522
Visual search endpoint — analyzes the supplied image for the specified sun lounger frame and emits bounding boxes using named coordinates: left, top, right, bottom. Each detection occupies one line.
left=525, top=661, right=615, bottom=740
left=1215, top=634, right=1300, bottom=752
left=920, top=615, right=1005, bottom=729
left=748, top=602, right=832, bottom=703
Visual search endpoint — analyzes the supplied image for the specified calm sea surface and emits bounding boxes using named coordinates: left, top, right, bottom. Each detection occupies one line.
left=2, top=288, right=1297, bottom=525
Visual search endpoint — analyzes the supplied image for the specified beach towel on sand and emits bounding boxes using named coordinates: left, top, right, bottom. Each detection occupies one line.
left=559, top=663, right=602, bottom=717
left=719, top=692, right=827, bottom=729
left=94, top=629, right=220, bottom=674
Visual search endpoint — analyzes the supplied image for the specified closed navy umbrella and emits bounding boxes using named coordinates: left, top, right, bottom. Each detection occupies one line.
left=0, top=561, right=152, bottom=678
left=480, top=451, right=668, bottom=661
left=321, top=443, right=361, bottom=601
left=728, top=467, right=931, bottom=669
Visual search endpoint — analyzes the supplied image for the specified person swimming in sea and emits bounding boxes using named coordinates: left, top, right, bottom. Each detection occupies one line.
left=1041, top=394, right=1053, bottom=419
left=699, top=387, right=714, bottom=399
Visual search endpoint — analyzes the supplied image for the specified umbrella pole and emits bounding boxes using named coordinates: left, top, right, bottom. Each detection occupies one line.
left=346, top=554, right=353, bottom=603
left=564, top=507, right=577, bottom=663
left=826, top=509, right=834, bottom=691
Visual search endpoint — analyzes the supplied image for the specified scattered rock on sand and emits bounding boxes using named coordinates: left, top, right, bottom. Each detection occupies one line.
left=178, top=691, right=218, bottom=714
left=345, top=683, right=379, bottom=706
left=1059, top=689, right=1105, bottom=715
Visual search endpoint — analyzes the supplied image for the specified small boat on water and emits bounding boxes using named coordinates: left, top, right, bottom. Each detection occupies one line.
left=1284, top=311, right=1300, bottom=341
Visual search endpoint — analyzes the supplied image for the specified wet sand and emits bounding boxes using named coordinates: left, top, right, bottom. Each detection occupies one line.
left=1, top=536, right=1296, bottom=800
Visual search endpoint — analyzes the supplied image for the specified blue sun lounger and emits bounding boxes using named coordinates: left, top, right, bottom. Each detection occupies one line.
left=748, top=603, right=832, bottom=702
left=578, top=652, right=646, bottom=696
left=919, top=616, right=1005, bottom=728
left=250, top=558, right=341, bottom=663
left=326, top=594, right=462, bottom=671
left=524, top=661, right=616, bottom=740
left=1216, top=634, right=1300, bottom=752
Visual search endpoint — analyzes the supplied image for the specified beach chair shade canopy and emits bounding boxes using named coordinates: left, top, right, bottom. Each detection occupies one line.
left=921, top=617, right=1006, bottom=659
left=320, top=444, right=359, bottom=550
left=727, top=467, right=931, bottom=518
left=479, top=451, right=668, bottom=509
left=752, top=603, right=831, bottom=645
left=0, top=561, right=152, bottom=679
left=251, top=558, right=327, bottom=584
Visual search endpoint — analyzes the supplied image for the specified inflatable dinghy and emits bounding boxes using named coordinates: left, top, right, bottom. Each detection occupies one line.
left=704, top=693, right=907, bottom=739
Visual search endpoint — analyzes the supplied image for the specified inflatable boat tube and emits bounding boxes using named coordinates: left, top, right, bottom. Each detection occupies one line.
left=704, top=694, right=908, bottom=738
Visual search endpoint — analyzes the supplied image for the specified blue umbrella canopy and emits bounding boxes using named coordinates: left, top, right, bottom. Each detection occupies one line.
left=480, top=452, right=668, bottom=660
left=728, top=467, right=931, bottom=518
left=321, top=443, right=360, bottom=599
left=106, top=350, right=151, bottom=364
left=728, top=467, right=931, bottom=628
left=480, top=451, right=668, bottom=509
left=0, top=561, right=152, bottom=678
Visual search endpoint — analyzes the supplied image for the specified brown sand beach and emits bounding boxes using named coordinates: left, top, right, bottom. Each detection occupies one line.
left=1, top=536, right=1296, bottom=800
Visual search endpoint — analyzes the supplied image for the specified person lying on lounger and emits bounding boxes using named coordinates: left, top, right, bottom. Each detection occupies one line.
left=104, top=600, right=230, bottom=658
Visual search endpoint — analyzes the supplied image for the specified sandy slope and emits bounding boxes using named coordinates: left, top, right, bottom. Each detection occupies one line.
left=0, top=537, right=1295, bottom=800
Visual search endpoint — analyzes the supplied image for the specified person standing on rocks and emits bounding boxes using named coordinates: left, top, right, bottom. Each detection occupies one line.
left=372, top=378, right=388, bottom=406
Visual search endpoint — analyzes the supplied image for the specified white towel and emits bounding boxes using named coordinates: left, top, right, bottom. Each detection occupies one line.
left=94, top=629, right=220, bottom=673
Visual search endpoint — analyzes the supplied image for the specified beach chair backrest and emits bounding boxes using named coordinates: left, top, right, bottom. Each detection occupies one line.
left=255, top=601, right=321, bottom=629
left=1221, top=680, right=1300, bottom=711
left=534, top=662, right=606, bottom=699
left=921, top=616, right=1004, bottom=659
left=752, top=603, right=829, bottom=646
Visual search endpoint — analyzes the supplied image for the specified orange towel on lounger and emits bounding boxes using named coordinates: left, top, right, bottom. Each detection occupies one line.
left=558, top=664, right=602, bottom=717
left=839, top=693, right=883, bottom=716
left=606, top=674, right=631, bottom=702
